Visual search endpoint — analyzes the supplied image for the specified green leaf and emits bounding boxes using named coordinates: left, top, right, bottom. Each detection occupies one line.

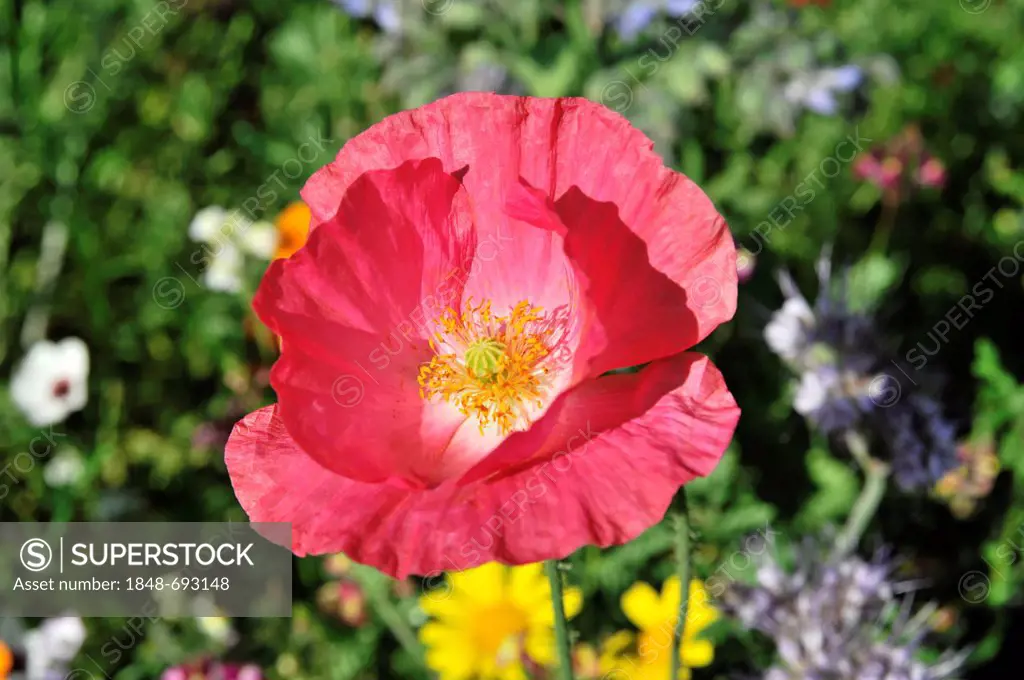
left=796, top=446, right=859, bottom=529
left=846, top=252, right=906, bottom=313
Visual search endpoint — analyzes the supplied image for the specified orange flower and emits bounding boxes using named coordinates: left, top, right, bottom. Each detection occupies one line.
left=273, top=201, right=311, bottom=260
left=0, top=641, right=13, bottom=679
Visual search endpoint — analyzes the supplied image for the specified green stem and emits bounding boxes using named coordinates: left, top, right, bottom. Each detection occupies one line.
left=544, top=560, right=575, bottom=680
left=833, top=431, right=891, bottom=559
left=9, top=0, right=21, bottom=112
left=670, top=498, right=691, bottom=680
left=869, top=201, right=897, bottom=254
left=360, top=577, right=426, bottom=667
left=563, top=0, right=592, bottom=51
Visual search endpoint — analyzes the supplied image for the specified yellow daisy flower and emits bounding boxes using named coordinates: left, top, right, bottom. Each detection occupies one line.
left=572, top=642, right=604, bottom=678
left=603, top=578, right=719, bottom=680
left=418, top=562, right=583, bottom=680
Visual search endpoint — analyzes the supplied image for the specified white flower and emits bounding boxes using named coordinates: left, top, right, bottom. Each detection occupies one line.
left=188, top=207, right=276, bottom=293
left=43, top=450, right=85, bottom=488
left=196, top=616, right=238, bottom=646
left=22, top=616, right=86, bottom=679
left=10, top=338, right=90, bottom=427
left=239, top=220, right=277, bottom=259
left=793, top=370, right=830, bottom=416
left=202, top=243, right=246, bottom=293
left=764, top=297, right=815, bottom=362
left=188, top=205, right=230, bottom=243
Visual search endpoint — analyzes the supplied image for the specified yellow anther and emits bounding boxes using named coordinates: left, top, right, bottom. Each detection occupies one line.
left=418, top=299, right=556, bottom=434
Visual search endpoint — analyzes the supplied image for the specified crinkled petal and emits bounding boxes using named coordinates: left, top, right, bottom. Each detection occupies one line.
left=254, top=158, right=477, bottom=487
left=225, top=352, right=738, bottom=578
left=302, top=93, right=736, bottom=342
left=506, top=180, right=699, bottom=378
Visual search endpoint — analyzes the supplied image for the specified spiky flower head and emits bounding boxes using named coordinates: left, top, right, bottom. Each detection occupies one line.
left=722, top=543, right=967, bottom=680
left=764, top=253, right=959, bottom=490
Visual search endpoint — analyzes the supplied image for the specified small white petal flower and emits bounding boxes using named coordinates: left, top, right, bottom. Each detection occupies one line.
left=43, top=450, right=85, bottom=488
left=10, top=338, right=90, bottom=427
left=188, top=206, right=229, bottom=243
left=201, top=244, right=245, bottom=293
left=759, top=563, right=786, bottom=593
left=189, top=208, right=276, bottom=292
left=764, top=297, right=815, bottom=361
left=196, top=616, right=238, bottom=646
left=23, top=616, right=86, bottom=677
left=238, top=220, right=278, bottom=259
left=793, top=370, right=829, bottom=416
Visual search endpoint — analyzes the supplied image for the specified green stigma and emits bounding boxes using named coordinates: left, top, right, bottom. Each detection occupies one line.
left=465, top=339, right=507, bottom=380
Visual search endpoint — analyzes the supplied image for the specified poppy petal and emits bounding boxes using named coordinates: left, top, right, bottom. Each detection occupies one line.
left=301, top=93, right=735, bottom=342
left=225, top=353, right=738, bottom=578
left=506, top=179, right=699, bottom=378
left=254, top=158, right=476, bottom=487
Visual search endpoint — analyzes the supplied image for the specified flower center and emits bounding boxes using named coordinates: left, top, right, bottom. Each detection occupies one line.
left=52, top=379, right=71, bottom=399
left=471, top=602, right=529, bottom=664
left=418, top=298, right=556, bottom=435
left=637, top=628, right=676, bottom=665
left=464, top=339, right=507, bottom=380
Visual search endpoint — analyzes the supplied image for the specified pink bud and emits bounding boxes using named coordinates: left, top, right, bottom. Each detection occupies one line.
left=338, top=580, right=368, bottom=627
left=852, top=153, right=882, bottom=182
left=917, top=156, right=946, bottom=189
left=736, top=247, right=756, bottom=283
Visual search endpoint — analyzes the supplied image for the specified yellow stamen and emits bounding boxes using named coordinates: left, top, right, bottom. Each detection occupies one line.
left=418, top=298, right=556, bottom=434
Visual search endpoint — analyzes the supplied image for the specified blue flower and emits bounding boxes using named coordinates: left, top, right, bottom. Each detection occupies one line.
left=611, top=0, right=700, bottom=41
left=336, top=0, right=370, bottom=14
left=783, top=64, right=863, bottom=115
left=613, top=2, right=659, bottom=40
left=334, top=0, right=401, bottom=35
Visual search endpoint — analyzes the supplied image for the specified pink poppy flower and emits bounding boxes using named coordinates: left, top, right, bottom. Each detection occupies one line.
left=226, top=93, right=740, bottom=578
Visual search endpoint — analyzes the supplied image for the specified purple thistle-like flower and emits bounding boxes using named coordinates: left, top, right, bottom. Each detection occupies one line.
left=722, top=545, right=966, bottom=680
left=876, top=394, right=959, bottom=491
left=765, top=255, right=960, bottom=490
